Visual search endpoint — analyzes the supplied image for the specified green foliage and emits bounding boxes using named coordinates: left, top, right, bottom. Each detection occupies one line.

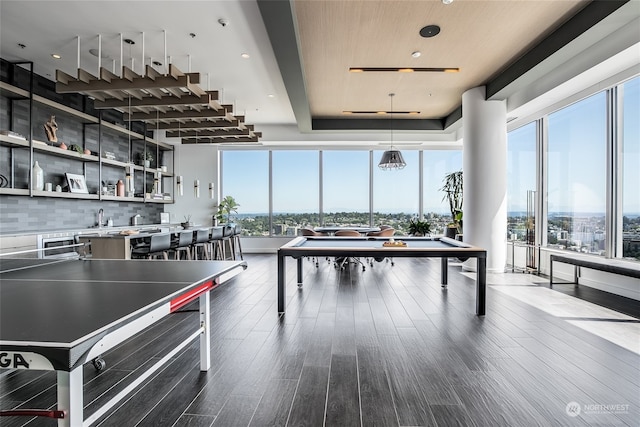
left=215, top=195, right=239, bottom=223
left=137, top=148, right=154, bottom=164
left=68, top=144, right=84, bottom=154
left=440, top=170, right=463, bottom=232
left=408, top=218, right=431, bottom=236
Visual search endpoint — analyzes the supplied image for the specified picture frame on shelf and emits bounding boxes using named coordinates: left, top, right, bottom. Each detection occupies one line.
left=65, top=173, right=88, bottom=194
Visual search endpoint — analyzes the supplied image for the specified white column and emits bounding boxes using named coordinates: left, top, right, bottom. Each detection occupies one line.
left=462, top=86, right=507, bottom=273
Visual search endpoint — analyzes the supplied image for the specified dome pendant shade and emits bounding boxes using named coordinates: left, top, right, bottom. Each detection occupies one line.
left=378, top=93, right=406, bottom=171
left=378, top=149, right=406, bottom=170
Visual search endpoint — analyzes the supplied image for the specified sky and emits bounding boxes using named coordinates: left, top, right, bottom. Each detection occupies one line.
left=222, top=149, right=461, bottom=215
left=222, top=77, right=638, bottom=216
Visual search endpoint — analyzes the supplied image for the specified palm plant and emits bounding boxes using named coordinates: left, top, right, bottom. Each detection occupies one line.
left=215, top=195, right=239, bottom=224
left=440, top=170, right=463, bottom=234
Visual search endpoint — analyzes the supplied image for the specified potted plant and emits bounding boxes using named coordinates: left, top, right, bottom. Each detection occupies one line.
left=408, top=218, right=431, bottom=236
left=138, top=148, right=154, bottom=167
left=440, top=170, right=463, bottom=238
left=215, top=195, right=239, bottom=225
left=181, top=215, right=194, bottom=229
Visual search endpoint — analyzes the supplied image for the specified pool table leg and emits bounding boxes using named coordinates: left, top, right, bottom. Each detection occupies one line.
left=297, top=257, right=303, bottom=286
left=441, top=257, right=448, bottom=287
left=278, top=253, right=286, bottom=313
left=477, top=257, right=486, bottom=316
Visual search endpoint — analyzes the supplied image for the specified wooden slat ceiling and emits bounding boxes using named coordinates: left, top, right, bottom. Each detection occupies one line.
left=293, top=0, right=589, bottom=120
left=55, top=63, right=260, bottom=144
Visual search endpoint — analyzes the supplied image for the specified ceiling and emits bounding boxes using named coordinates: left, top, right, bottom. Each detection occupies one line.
left=1, top=0, right=638, bottom=144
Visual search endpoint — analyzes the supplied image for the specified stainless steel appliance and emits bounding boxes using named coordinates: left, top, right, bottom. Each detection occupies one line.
left=36, top=233, right=80, bottom=259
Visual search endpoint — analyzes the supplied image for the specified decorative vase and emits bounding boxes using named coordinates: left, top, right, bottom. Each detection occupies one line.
left=31, top=161, right=44, bottom=191
left=116, top=179, right=125, bottom=197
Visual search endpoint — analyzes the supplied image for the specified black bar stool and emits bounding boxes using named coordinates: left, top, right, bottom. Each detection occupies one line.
left=131, top=233, right=171, bottom=260
left=208, top=226, right=225, bottom=260
left=170, top=230, right=193, bottom=260
left=222, top=224, right=235, bottom=260
left=232, top=223, right=243, bottom=260
left=191, top=228, right=211, bottom=260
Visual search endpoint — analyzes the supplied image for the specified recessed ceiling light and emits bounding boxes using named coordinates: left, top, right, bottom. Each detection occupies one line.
left=267, top=94, right=275, bottom=98
left=241, top=53, right=250, bottom=59
left=51, top=54, right=61, bottom=59
left=419, top=25, right=441, bottom=38
left=153, top=61, right=162, bottom=66
left=123, top=38, right=135, bottom=45
left=442, top=0, right=454, bottom=4
left=17, top=43, right=26, bottom=49
left=342, top=110, right=421, bottom=115
left=411, top=51, right=421, bottom=58
left=349, top=67, right=459, bottom=73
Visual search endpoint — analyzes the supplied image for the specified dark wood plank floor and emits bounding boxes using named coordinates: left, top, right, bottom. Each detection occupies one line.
left=1, top=254, right=638, bottom=426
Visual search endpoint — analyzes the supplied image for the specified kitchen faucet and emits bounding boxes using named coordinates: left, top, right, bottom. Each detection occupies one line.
left=97, top=208, right=104, bottom=227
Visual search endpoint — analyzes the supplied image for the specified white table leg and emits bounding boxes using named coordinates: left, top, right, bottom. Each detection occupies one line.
left=57, top=367, right=83, bottom=427
left=199, top=291, right=211, bottom=371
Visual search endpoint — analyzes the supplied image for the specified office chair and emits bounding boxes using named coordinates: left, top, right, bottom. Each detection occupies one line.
left=366, top=227, right=396, bottom=266
left=334, top=229, right=366, bottom=271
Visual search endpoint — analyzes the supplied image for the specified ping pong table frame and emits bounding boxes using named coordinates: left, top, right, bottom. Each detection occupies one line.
left=0, top=260, right=247, bottom=427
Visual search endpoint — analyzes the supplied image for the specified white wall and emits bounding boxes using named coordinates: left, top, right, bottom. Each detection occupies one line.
left=163, top=142, right=220, bottom=228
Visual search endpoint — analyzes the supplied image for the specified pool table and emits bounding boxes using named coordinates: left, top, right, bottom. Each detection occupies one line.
left=277, top=236, right=487, bottom=315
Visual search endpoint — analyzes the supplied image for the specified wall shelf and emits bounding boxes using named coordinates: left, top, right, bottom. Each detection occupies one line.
left=1, top=72, right=174, bottom=204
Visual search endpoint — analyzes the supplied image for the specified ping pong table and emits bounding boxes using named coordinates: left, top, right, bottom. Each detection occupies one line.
left=0, top=257, right=247, bottom=426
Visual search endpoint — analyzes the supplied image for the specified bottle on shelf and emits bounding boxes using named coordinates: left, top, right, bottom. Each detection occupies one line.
left=117, top=179, right=125, bottom=197
left=32, top=161, right=44, bottom=191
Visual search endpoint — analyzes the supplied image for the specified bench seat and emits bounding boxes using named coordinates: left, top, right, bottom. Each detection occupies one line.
left=549, top=253, right=640, bottom=287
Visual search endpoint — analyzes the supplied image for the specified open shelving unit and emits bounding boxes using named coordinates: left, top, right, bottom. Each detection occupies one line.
left=0, top=65, right=175, bottom=204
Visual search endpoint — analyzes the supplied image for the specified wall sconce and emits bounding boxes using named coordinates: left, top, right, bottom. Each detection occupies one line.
left=209, top=182, right=215, bottom=199
left=194, top=179, right=200, bottom=198
left=177, top=175, right=183, bottom=196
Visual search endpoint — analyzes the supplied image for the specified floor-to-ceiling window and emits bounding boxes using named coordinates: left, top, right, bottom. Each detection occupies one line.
left=622, top=76, right=640, bottom=260
left=272, top=150, right=319, bottom=236
left=547, top=92, right=607, bottom=254
left=507, top=122, right=537, bottom=243
left=322, top=150, right=370, bottom=226
left=372, top=150, right=419, bottom=234
left=221, top=150, right=269, bottom=236
left=422, top=150, right=462, bottom=235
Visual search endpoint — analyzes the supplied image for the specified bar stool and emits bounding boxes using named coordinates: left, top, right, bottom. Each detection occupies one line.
left=191, top=228, right=212, bottom=260
left=221, top=223, right=235, bottom=260
left=208, top=226, right=225, bottom=260
left=170, top=230, right=193, bottom=260
left=131, top=233, right=171, bottom=260
left=232, top=223, right=243, bottom=260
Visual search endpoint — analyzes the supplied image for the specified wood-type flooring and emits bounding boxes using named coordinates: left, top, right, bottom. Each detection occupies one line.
left=1, top=254, right=638, bottom=426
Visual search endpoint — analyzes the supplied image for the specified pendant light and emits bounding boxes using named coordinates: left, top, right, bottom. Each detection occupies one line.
left=378, top=93, right=406, bottom=171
